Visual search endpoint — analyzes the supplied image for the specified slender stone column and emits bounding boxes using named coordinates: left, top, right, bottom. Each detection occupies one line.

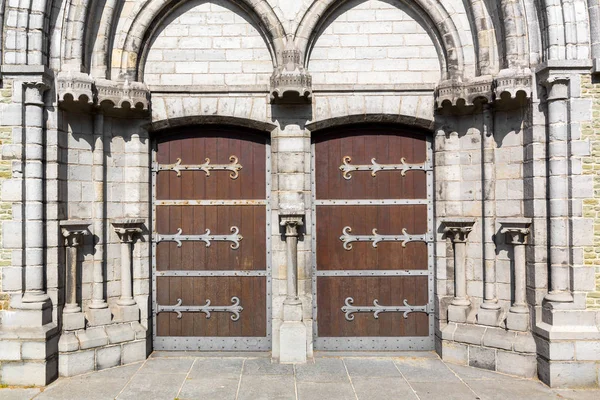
left=500, top=218, right=532, bottom=331
left=281, top=216, right=303, bottom=302
left=22, top=82, right=50, bottom=304
left=112, top=219, right=144, bottom=308
left=442, top=219, right=475, bottom=323
left=60, top=221, right=90, bottom=330
left=541, top=76, right=573, bottom=303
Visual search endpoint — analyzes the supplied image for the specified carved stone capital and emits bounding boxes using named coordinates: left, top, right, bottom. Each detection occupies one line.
left=435, top=77, right=493, bottom=110
left=494, top=70, right=532, bottom=103
left=96, top=79, right=150, bottom=115
left=540, top=75, right=570, bottom=102
left=441, top=219, right=476, bottom=243
left=60, top=220, right=91, bottom=247
left=112, top=219, right=145, bottom=243
left=23, top=81, right=49, bottom=106
left=280, top=215, right=304, bottom=237
left=270, top=40, right=312, bottom=104
left=499, top=218, right=532, bottom=246
left=56, top=71, right=94, bottom=107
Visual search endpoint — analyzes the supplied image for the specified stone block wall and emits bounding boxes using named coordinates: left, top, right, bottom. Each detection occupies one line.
left=0, top=81, right=14, bottom=314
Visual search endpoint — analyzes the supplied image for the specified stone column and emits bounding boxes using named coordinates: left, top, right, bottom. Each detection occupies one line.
left=541, top=76, right=573, bottom=303
left=478, top=103, right=502, bottom=326
left=86, top=113, right=112, bottom=326
left=442, top=219, right=476, bottom=323
left=279, top=215, right=306, bottom=363
left=22, top=82, right=50, bottom=304
left=112, top=219, right=144, bottom=322
left=60, top=221, right=90, bottom=331
left=500, top=218, right=532, bottom=331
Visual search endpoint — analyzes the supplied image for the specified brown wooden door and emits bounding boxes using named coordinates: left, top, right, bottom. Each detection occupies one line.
left=152, top=127, right=270, bottom=351
left=313, top=125, right=433, bottom=350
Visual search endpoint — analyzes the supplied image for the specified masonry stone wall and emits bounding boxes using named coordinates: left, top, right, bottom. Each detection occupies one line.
left=0, top=81, right=13, bottom=314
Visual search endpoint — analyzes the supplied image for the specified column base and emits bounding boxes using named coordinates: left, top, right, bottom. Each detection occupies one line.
left=279, top=321, right=307, bottom=363
left=448, top=304, right=470, bottom=323
left=117, top=298, right=137, bottom=307
left=477, top=307, right=503, bottom=327
left=112, top=304, right=139, bottom=323
left=506, top=311, right=529, bottom=332
left=88, top=300, right=109, bottom=310
left=545, top=291, right=573, bottom=303
left=22, top=291, right=51, bottom=304
left=63, top=312, right=86, bottom=331
left=86, top=307, right=113, bottom=326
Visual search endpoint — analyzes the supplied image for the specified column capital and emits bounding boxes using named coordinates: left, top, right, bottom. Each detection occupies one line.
left=441, top=219, right=475, bottom=243
left=539, top=75, right=570, bottom=102
left=112, top=218, right=144, bottom=243
left=499, top=218, right=532, bottom=246
left=60, top=220, right=91, bottom=247
left=280, top=215, right=304, bottom=237
left=23, top=81, right=50, bottom=106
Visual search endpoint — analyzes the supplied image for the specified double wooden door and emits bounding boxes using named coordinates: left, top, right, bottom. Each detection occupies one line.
left=312, top=125, right=433, bottom=350
left=152, top=127, right=270, bottom=350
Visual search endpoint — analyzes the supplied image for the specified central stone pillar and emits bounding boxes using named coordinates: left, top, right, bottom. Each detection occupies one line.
left=278, top=215, right=306, bottom=363
left=442, top=219, right=475, bottom=323
left=60, top=221, right=90, bottom=331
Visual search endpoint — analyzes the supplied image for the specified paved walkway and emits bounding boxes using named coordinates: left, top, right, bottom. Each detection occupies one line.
left=2, top=352, right=599, bottom=400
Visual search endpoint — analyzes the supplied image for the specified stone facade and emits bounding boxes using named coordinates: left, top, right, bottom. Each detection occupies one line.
left=0, top=0, right=599, bottom=389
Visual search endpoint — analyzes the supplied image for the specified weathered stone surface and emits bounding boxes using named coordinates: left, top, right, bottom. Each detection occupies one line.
left=85, top=308, right=113, bottom=327
left=105, top=324, right=135, bottom=344
left=97, top=345, right=122, bottom=370
left=441, top=340, right=468, bottom=365
left=77, top=327, right=109, bottom=350
left=59, top=350, right=95, bottom=377
left=469, top=346, right=496, bottom=371
left=62, top=312, right=85, bottom=331
left=112, top=305, right=139, bottom=323
left=496, top=351, right=536, bottom=378
left=279, top=321, right=307, bottom=363
left=122, top=340, right=147, bottom=365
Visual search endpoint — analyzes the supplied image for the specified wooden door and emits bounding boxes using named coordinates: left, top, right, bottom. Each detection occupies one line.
left=312, top=125, right=433, bottom=350
left=152, top=127, right=270, bottom=350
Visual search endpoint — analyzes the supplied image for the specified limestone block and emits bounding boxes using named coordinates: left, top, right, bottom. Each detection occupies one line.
left=131, top=322, right=148, bottom=340
left=122, top=340, right=147, bottom=365
left=77, top=327, right=109, bottom=350
left=58, top=332, right=79, bottom=353
left=0, top=340, right=21, bottom=360
left=63, top=312, right=85, bottom=331
left=538, top=359, right=598, bottom=388
left=477, top=308, right=503, bottom=328
left=97, top=345, right=121, bottom=370
left=453, top=324, right=486, bottom=346
left=22, top=336, right=58, bottom=360
left=1, top=359, right=57, bottom=386
left=59, top=350, right=95, bottom=377
left=283, top=301, right=303, bottom=322
left=513, top=333, right=536, bottom=353
left=86, top=308, right=113, bottom=326
left=279, top=321, right=307, bottom=363
left=448, top=305, right=469, bottom=323
left=506, top=311, right=529, bottom=332
left=2, top=307, right=52, bottom=328
left=482, top=327, right=515, bottom=351
left=497, top=351, right=536, bottom=378
left=441, top=340, right=468, bottom=365
left=112, top=305, right=139, bottom=323
left=2, top=267, right=23, bottom=292
left=468, top=346, right=496, bottom=371
left=106, top=324, right=135, bottom=344
left=574, top=341, right=600, bottom=361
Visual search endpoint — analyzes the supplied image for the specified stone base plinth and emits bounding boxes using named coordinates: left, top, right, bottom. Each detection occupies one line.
left=477, top=307, right=503, bottom=327
left=507, top=311, right=529, bottom=332
left=86, top=308, right=113, bottom=326
left=448, top=304, right=469, bottom=323
left=279, top=321, right=307, bottom=363
left=112, top=305, right=139, bottom=323
left=63, top=312, right=85, bottom=331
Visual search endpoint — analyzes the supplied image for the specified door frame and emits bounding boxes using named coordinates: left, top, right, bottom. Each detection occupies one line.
left=150, top=128, right=273, bottom=351
left=310, top=127, right=435, bottom=350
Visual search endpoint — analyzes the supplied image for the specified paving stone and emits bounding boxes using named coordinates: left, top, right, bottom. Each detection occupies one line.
left=553, top=389, right=600, bottom=399
left=0, top=388, right=41, bottom=400
left=237, top=374, right=296, bottom=400
left=394, top=357, right=461, bottom=382
left=352, top=377, right=418, bottom=400
left=297, top=382, right=356, bottom=400
left=295, top=358, right=349, bottom=383
left=242, top=357, right=294, bottom=375
left=466, top=379, right=562, bottom=400
left=138, top=357, right=194, bottom=374
left=343, top=358, right=401, bottom=378
left=117, top=372, right=187, bottom=400
left=37, top=372, right=130, bottom=400
left=187, top=357, right=243, bottom=380
left=179, top=377, right=240, bottom=400
left=410, top=381, right=479, bottom=399
left=445, top=363, right=517, bottom=381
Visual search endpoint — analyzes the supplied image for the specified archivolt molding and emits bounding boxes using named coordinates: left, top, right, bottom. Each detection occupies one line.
left=110, top=0, right=286, bottom=81
left=295, top=0, right=465, bottom=80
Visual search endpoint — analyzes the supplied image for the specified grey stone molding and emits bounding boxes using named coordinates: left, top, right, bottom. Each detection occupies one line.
left=270, top=40, right=312, bottom=104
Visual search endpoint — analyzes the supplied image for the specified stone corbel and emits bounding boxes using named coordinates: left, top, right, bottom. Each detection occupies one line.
left=435, top=77, right=494, bottom=111
left=96, top=79, right=150, bottom=116
left=56, top=71, right=94, bottom=110
left=270, top=39, right=312, bottom=104
left=493, top=70, right=532, bottom=106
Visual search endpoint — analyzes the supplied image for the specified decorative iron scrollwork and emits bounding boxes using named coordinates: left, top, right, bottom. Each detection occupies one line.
left=155, top=226, right=243, bottom=249
left=157, top=297, right=243, bottom=321
left=339, top=156, right=428, bottom=180
left=155, top=155, right=242, bottom=179
left=341, top=297, right=428, bottom=321
left=340, top=227, right=427, bottom=250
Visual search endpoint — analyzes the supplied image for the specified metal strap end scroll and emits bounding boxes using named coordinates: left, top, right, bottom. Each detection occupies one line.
left=155, top=226, right=243, bottom=249
left=157, top=297, right=243, bottom=321
left=341, top=297, right=428, bottom=321
left=339, top=156, right=429, bottom=180
left=155, top=155, right=242, bottom=179
left=340, top=227, right=427, bottom=250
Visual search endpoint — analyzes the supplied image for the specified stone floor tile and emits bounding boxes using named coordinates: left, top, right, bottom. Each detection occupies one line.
left=117, top=373, right=187, bottom=400
left=343, top=358, right=402, bottom=378
left=297, top=382, right=356, bottom=400
left=466, top=379, right=562, bottom=400
left=37, top=378, right=129, bottom=400
left=410, top=381, right=479, bottom=400
left=394, top=358, right=462, bottom=382
left=0, top=388, right=41, bottom=400
left=151, top=351, right=268, bottom=359
left=237, top=375, right=296, bottom=400
left=352, top=377, right=418, bottom=400
left=295, top=358, right=350, bottom=383
left=553, top=389, right=600, bottom=400
left=187, top=358, right=243, bottom=380
left=445, top=363, right=520, bottom=381
left=137, top=357, right=195, bottom=374
left=242, top=357, right=294, bottom=375
left=178, top=377, right=239, bottom=400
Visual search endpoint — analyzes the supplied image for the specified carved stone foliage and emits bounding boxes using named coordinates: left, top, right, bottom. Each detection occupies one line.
left=270, top=40, right=312, bottom=104
left=57, top=74, right=150, bottom=116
